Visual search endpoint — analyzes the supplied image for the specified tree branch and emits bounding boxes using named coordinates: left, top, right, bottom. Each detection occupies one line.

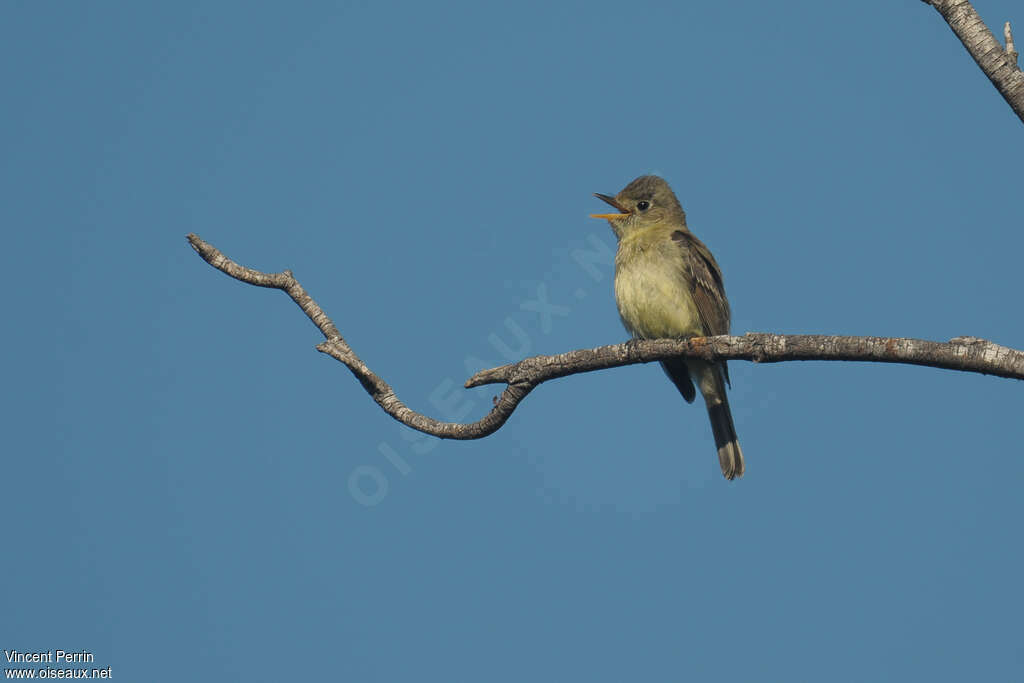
left=464, top=334, right=1024, bottom=387
left=188, top=234, right=1024, bottom=441
left=922, top=0, right=1024, bottom=123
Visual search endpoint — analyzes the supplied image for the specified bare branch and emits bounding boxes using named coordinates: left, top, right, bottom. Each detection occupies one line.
left=465, top=335, right=1024, bottom=387
left=188, top=234, right=1024, bottom=441
left=922, top=1, right=1024, bottom=123
left=187, top=233, right=531, bottom=439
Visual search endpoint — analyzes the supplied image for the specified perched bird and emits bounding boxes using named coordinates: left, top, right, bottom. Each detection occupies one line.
left=592, top=175, right=744, bottom=479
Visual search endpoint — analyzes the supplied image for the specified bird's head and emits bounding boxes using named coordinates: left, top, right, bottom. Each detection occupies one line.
left=591, top=175, right=686, bottom=237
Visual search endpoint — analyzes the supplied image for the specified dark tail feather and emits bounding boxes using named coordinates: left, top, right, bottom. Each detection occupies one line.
left=707, top=399, right=745, bottom=480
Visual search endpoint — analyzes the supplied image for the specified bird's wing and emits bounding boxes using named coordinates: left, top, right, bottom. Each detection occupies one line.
left=671, top=229, right=732, bottom=386
left=670, top=230, right=730, bottom=335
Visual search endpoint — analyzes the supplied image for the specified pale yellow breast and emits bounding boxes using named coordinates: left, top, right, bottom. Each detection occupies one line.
left=614, top=230, right=702, bottom=340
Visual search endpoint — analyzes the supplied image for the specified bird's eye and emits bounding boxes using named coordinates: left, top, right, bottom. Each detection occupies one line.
left=636, top=200, right=650, bottom=211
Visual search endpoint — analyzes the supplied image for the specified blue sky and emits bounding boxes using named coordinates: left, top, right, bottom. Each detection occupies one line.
left=4, top=1, right=1022, bottom=680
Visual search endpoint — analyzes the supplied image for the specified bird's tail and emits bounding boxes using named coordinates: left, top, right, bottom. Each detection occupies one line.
left=687, top=360, right=746, bottom=480
left=707, top=398, right=744, bottom=480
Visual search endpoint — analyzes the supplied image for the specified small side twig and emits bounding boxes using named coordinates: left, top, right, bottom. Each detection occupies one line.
left=1006, top=21, right=1019, bottom=66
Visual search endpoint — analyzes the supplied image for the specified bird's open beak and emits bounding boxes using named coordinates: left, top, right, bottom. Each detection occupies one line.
left=590, top=193, right=630, bottom=220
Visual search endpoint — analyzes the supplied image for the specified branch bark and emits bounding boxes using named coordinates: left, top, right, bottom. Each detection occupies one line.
left=922, top=0, right=1024, bottom=123
left=187, top=234, right=1024, bottom=441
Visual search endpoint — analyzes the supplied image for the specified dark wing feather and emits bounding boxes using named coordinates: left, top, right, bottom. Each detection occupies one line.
left=660, top=358, right=696, bottom=403
left=671, top=229, right=732, bottom=385
left=670, top=229, right=730, bottom=335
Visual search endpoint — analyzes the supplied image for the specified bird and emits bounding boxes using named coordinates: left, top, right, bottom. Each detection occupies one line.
left=591, top=175, right=744, bottom=480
